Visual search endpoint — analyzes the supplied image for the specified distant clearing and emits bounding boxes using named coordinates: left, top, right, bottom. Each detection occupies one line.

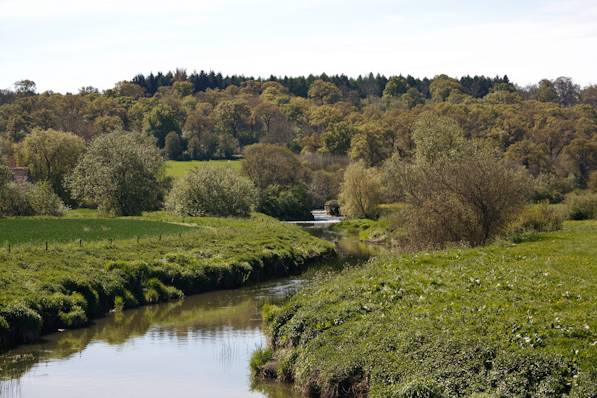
left=165, top=160, right=242, bottom=180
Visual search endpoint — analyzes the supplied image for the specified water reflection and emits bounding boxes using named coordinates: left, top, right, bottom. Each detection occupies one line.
left=0, top=280, right=307, bottom=398
left=0, top=234, right=373, bottom=398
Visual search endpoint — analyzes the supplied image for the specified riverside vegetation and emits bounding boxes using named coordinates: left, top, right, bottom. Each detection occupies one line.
left=252, top=220, right=597, bottom=397
left=1, top=71, right=596, bottom=396
left=0, top=212, right=334, bottom=351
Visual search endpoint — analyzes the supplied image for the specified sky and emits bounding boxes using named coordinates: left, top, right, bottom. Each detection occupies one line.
left=1, top=0, right=596, bottom=93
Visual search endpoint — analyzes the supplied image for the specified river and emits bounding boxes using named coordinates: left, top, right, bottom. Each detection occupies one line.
left=0, top=226, right=382, bottom=398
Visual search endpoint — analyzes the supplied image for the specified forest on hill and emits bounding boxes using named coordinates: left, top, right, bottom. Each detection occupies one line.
left=1, top=72, right=596, bottom=215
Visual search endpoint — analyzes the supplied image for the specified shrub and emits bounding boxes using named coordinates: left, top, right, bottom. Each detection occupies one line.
left=250, top=347, right=276, bottom=378
left=0, top=180, right=65, bottom=217
left=242, top=144, right=305, bottom=191
left=166, top=166, right=256, bottom=217
left=58, top=306, right=88, bottom=328
left=390, top=141, right=529, bottom=247
left=565, top=192, right=597, bottom=220
left=257, top=184, right=314, bottom=221
left=308, top=169, right=341, bottom=208
left=67, top=131, right=168, bottom=216
left=15, top=128, right=85, bottom=202
left=0, top=182, right=32, bottom=216
left=0, top=304, right=43, bottom=343
left=531, top=173, right=575, bottom=203
left=509, top=203, right=565, bottom=235
left=339, top=161, right=382, bottom=219
left=26, top=181, right=65, bottom=216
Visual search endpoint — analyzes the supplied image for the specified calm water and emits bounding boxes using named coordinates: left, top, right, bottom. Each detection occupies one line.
left=0, top=234, right=381, bottom=398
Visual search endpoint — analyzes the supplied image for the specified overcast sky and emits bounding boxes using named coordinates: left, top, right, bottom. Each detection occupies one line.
left=1, top=0, right=596, bottom=93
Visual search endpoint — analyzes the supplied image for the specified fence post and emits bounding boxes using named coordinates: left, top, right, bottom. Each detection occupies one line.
left=45, top=241, right=48, bottom=251
left=79, top=239, right=82, bottom=247
left=8, top=243, right=10, bottom=254
left=136, top=235, right=139, bottom=244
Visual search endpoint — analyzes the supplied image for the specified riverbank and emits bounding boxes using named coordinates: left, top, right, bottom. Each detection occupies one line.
left=253, top=220, right=597, bottom=397
left=0, top=213, right=334, bottom=352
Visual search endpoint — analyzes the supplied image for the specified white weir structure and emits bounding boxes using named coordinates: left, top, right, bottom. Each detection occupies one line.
left=285, top=210, right=343, bottom=227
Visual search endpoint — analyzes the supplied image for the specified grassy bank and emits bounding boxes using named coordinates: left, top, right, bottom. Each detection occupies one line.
left=254, top=221, right=597, bottom=397
left=0, top=213, right=334, bottom=351
left=165, top=160, right=242, bottom=180
left=330, top=204, right=407, bottom=243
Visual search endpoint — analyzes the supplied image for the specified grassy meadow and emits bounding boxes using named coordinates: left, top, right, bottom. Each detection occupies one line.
left=254, top=221, right=597, bottom=397
left=165, top=160, right=242, bottom=180
left=0, top=217, right=189, bottom=245
left=0, top=212, right=334, bottom=351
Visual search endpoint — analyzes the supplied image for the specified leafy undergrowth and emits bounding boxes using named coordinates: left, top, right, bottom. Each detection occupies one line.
left=0, top=213, right=334, bottom=351
left=331, top=203, right=408, bottom=243
left=255, top=221, right=597, bottom=397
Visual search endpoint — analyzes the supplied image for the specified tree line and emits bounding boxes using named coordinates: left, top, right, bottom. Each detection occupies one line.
left=0, top=71, right=596, bottom=224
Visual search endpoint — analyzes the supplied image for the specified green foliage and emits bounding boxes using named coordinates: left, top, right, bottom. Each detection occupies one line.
left=0, top=212, right=334, bottom=350
left=212, top=100, right=251, bottom=138
left=0, top=181, right=64, bottom=217
left=67, top=132, right=168, bottom=216
left=250, top=347, right=274, bottom=375
left=0, top=182, right=32, bottom=216
left=257, top=184, right=314, bottom=221
left=15, top=128, right=85, bottom=202
left=429, top=75, right=461, bottom=101
left=259, top=221, right=597, bottom=397
left=308, top=80, right=341, bottom=105
left=411, top=113, right=466, bottom=164
left=242, top=144, right=304, bottom=191
left=164, top=131, right=183, bottom=160
left=339, top=161, right=382, bottom=219
left=349, top=122, right=396, bottom=167
left=388, top=118, right=530, bottom=247
left=308, top=169, right=341, bottom=208
left=143, top=103, right=181, bottom=147
left=383, top=76, right=408, bottom=97
left=166, top=166, right=256, bottom=217
left=565, top=191, right=597, bottom=220
left=25, top=181, right=65, bottom=216
left=0, top=72, right=595, bottom=194
left=531, top=173, right=575, bottom=203
left=509, top=203, right=565, bottom=237
left=321, top=121, right=355, bottom=155
left=58, top=305, right=88, bottom=329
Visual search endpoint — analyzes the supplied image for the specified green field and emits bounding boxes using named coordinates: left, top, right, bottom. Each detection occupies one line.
left=0, top=213, right=334, bottom=351
left=0, top=217, right=190, bottom=245
left=254, top=221, right=597, bottom=397
left=165, top=160, right=242, bottom=180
